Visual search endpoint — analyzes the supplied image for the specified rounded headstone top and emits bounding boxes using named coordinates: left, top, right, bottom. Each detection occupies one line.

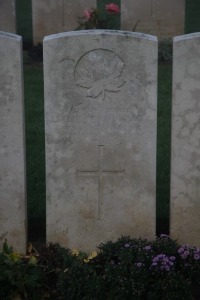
left=44, top=29, right=157, bottom=43
left=0, top=31, right=21, bottom=41
left=174, top=32, right=200, bottom=43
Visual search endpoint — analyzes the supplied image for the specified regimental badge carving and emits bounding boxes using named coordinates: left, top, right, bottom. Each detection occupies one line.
left=74, top=49, right=125, bottom=100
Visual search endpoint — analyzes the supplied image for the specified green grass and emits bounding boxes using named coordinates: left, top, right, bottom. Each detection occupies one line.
left=156, top=64, right=172, bottom=235
left=24, top=64, right=45, bottom=240
left=24, top=62, right=172, bottom=240
left=16, top=0, right=32, bottom=47
left=185, top=0, right=200, bottom=34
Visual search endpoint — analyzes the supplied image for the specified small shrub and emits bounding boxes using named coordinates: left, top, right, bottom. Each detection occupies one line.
left=1, top=236, right=200, bottom=299
left=76, top=3, right=120, bottom=30
left=58, top=263, right=105, bottom=300
left=38, top=243, right=78, bottom=298
left=57, top=235, right=200, bottom=299
left=0, top=240, right=43, bottom=299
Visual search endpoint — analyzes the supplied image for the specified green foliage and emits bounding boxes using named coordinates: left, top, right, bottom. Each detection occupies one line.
left=147, top=272, right=193, bottom=300
left=58, top=263, right=104, bottom=300
left=57, top=236, right=200, bottom=299
left=1, top=237, right=200, bottom=299
left=16, top=0, right=33, bottom=49
left=97, top=0, right=121, bottom=30
left=76, top=3, right=120, bottom=30
left=38, top=243, right=90, bottom=298
left=185, top=0, right=200, bottom=34
left=0, top=240, right=43, bottom=299
left=38, top=243, right=76, bottom=298
left=151, top=234, right=179, bottom=255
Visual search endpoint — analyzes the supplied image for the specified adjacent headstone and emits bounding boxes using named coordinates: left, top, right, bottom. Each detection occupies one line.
left=0, top=0, right=16, bottom=33
left=0, top=32, right=26, bottom=252
left=32, top=0, right=96, bottom=45
left=171, top=33, right=200, bottom=246
left=121, top=0, right=185, bottom=38
left=44, top=30, right=157, bottom=251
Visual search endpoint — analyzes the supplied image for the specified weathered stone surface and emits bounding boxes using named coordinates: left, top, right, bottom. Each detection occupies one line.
left=44, top=30, right=157, bottom=251
left=121, top=0, right=185, bottom=38
left=32, top=0, right=96, bottom=44
left=171, top=33, right=200, bottom=246
left=0, top=0, right=16, bottom=33
left=0, top=32, right=26, bottom=252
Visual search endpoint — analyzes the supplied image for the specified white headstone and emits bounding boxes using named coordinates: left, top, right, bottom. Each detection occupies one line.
left=0, top=32, right=26, bottom=252
left=0, top=0, right=16, bottom=33
left=121, top=0, right=185, bottom=38
left=44, top=30, right=157, bottom=251
left=32, top=0, right=96, bottom=45
left=171, top=33, right=200, bottom=246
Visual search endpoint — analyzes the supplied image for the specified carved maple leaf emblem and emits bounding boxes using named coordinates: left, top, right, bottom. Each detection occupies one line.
left=75, top=50, right=125, bottom=100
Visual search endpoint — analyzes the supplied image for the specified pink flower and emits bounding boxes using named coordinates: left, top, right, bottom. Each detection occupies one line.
left=105, top=3, right=120, bottom=14
left=83, top=9, right=92, bottom=20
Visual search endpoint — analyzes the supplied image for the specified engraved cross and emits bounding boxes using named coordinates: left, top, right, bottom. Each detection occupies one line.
left=77, top=145, right=125, bottom=220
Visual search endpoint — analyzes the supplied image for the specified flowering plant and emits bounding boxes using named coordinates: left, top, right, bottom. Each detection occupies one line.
left=2, top=236, right=200, bottom=299
left=77, top=3, right=120, bottom=30
left=58, top=235, right=200, bottom=299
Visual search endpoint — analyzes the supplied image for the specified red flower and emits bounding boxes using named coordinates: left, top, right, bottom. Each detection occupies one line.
left=105, top=3, right=120, bottom=14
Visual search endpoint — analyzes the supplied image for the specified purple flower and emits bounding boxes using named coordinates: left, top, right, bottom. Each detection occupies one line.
left=152, top=254, right=165, bottom=263
left=194, top=249, right=200, bottom=255
left=178, top=247, right=184, bottom=254
left=194, top=254, right=200, bottom=260
left=151, top=254, right=175, bottom=272
left=158, top=254, right=166, bottom=259
left=181, top=251, right=190, bottom=259
left=160, top=234, right=169, bottom=238
left=124, top=243, right=130, bottom=248
left=170, top=256, right=176, bottom=261
left=136, top=262, right=143, bottom=267
left=153, top=257, right=159, bottom=263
